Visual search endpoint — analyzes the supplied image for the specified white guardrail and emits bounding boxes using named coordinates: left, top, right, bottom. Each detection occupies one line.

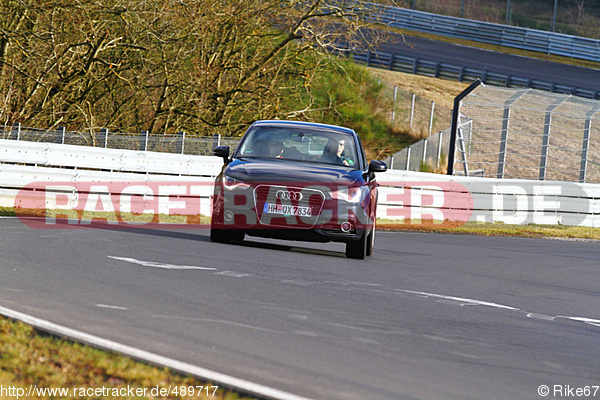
left=364, top=2, right=600, bottom=63
left=1, top=139, right=599, bottom=227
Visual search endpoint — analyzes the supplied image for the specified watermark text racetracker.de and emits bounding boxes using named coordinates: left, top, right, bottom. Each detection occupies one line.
left=12, top=180, right=588, bottom=229
left=538, top=385, right=600, bottom=397
left=0, top=384, right=218, bottom=398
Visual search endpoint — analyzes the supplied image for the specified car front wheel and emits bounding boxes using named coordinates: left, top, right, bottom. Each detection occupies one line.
left=366, top=224, right=375, bottom=257
left=210, top=227, right=244, bottom=244
left=345, top=231, right=367, bottom=260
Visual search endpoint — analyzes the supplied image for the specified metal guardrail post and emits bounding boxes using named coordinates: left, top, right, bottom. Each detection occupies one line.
left=579, top=105, right=600, bottom=183
left=539, top=97, right=566, bottom=180
left=448, top=80, right=481, bottom=176
left=497, top=90, right=527, bottom=178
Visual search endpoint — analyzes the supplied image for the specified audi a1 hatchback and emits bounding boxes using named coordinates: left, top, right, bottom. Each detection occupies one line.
left=210, top=120, right=387, bottom=259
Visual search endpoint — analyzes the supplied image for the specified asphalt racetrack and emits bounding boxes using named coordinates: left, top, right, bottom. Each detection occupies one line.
left=1, top=216, right=599, bottom=399
left=376, top=33, right=600, bottom=93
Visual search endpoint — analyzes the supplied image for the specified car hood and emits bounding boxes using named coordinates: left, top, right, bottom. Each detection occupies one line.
left=224, top=158, right=362, bottom=185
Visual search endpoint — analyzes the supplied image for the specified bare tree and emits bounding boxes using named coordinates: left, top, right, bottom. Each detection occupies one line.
left=0, top=0, right=385, bottom=136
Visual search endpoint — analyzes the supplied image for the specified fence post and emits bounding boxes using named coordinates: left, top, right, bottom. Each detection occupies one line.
left=579, top=105, right=600, bottom=183
left=422, top=138, right=428, bottom=165
left=428, top=101, right=435, bottom=136
left=437, top=130, right=443, bottom=168
left=212, top=134, right=220, bottom=150
left=178, top=131, right=185, bottom=154
left=390, top=154, right=394, bottom=170
left=539, top=97, right=566, bottom=180
left=410, top=93, right=416, bottom=130
left=140, top=130, right=149, bottom=152
left=551, top=0, right=558, bottom=32
left=448, top=80, right=481, bottom=176
left=391, top=86, right=398, bottom=124
left=12, top=123, right=21, bottom=140
left=497, top=90, right=526, bottom=178
left=457, top=118, right=471, bottom=176
left=405, top=147, right=411, bottom=170
left=57, top=126, right=65, bottom=144
left=101, top=128, right=109, bottom=149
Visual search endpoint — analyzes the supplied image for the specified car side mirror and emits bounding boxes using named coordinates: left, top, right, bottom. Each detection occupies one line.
left=214, top=145, right=230, bottom=164
left=369, top=160, right=387, bottom=173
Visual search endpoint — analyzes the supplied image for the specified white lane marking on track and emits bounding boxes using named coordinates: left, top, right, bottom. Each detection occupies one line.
left=526, top=313, right=556, bottom=321
left=0, top=305, right=313, bottom=400
left=151, top=314, right=283, bottom=333
left=214, top=271, right=251, bottom=278
left=562, top=317, right=600, bottom=327
left=96, top=304, right=128, bottom=310
left=108, top=256, right=216, bottom=271
left=399, top=289, right=600, bottom=329
left=398, top=290, right=521, bottom=311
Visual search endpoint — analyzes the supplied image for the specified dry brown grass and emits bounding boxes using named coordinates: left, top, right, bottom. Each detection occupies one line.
left=0, top=317, right=253, bottom=400
left=370, top=69, right=468, bottom=111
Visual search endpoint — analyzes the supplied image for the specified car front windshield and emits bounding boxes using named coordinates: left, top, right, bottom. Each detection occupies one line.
left=236, top=125, right=359, bottom=169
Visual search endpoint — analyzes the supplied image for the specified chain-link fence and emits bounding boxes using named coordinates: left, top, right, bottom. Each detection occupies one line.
left=0, top=125, right=241, bottom=156
left=383, top=128, right=452, bottom=173
left=376, top=77, right=453, bottom=139
left=379, top=82, right=454, bottom=173
left=451, top=83, right=600, bottom=183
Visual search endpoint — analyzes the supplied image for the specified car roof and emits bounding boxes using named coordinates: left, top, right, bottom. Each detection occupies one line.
left=251, top=120, right=356, bottom=136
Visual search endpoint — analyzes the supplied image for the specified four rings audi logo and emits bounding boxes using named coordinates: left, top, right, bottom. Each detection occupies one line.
left=276, top=190, right=303, bottom=201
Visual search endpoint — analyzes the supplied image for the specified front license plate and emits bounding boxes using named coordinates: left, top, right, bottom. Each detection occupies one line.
left=263, top=203, right=312, bottom=217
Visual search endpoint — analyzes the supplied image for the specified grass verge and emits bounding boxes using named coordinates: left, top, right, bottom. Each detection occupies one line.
left=3, top=206, right=598, bottom=240
left=378, top=219, right=600, bottom=240
left=0, top=317, right=253, bottom=400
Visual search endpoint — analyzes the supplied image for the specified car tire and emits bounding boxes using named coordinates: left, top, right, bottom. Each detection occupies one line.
left=366, top=224, right=375, bottom=257
left=210, top=227, right=244, bottom=244
left=345, top=232, right=367, bottom=260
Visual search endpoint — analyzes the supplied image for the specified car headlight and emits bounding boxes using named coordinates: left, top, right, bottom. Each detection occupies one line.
left=223, top=175, right=251, bottom=190
left=331, top=186, right=366, bottom=203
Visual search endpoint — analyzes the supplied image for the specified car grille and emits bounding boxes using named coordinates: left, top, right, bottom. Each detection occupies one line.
left=254, top=185, right=325, bottom=228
